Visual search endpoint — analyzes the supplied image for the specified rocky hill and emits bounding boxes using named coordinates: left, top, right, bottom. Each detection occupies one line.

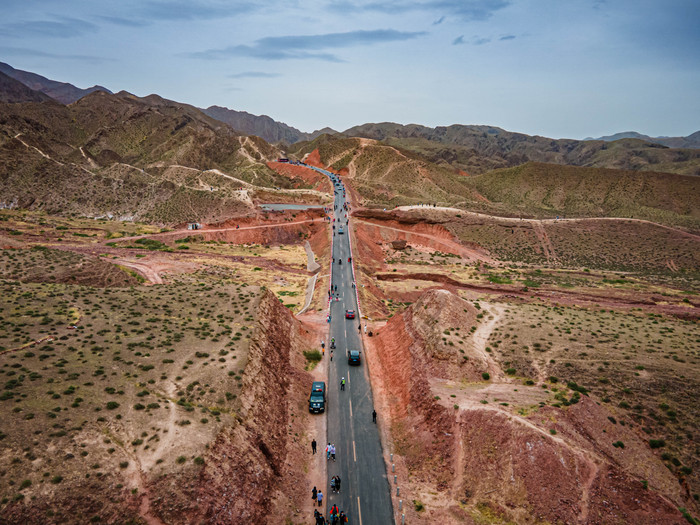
left=0, top=61, right=111, bottom=104
left=343, top=122, right=700, bottom=176
left=0, top=90, right=294, bottom=223
left=203, top=105, right=337, bottom=144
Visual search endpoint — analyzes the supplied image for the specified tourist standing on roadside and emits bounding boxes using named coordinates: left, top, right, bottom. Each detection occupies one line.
left=312, top=439, right=317, bottom=454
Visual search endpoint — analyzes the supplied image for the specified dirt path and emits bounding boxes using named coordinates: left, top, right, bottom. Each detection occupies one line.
left=115, top=259, right=164, bottom=284
left=470, top=303, right=505, bottom=380
left=533, top=221, right=558, bottom=264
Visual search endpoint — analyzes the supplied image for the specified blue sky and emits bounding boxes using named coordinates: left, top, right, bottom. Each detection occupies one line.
left=1, top=0, right=698, bottom=139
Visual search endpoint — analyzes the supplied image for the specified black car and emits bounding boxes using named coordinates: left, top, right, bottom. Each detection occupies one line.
left=347, top=350, right=361, bottom=365
left=309, top=381, right=326, bottom=413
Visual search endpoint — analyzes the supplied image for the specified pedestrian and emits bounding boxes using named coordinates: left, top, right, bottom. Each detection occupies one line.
left=312, top=486, right=317, bottom=501
left=331, top=443, right=336, bottom=461
left=317, top=489, right=323, bottom=507
left=358, top=324, right=361, bottom=332
left=321, top=340, right=325, bottom=349
left=339, top=511, right=348, bottom=523
left=372, top=409, right=377, bottom=423
left=315, top=509, right=325, bottom=525
left=330, top=476, right=336, bottom=493
left=340, top=377, right=345, bottom=391
left=312, top=439, right=317, bottom=454
left=326, top=442, right=331, bottom=460
left=330, top=350, right=333, bottom=361
left=335, top=475, right=341, bottom=493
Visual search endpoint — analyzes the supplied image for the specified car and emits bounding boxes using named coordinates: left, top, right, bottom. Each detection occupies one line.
left=338, top=227, right=344, bottom=234
left=347, top=350, right=361, bottom=365
left=309, top=381, right=326, bottom=413
left=345, top=309, right=355, bottom=319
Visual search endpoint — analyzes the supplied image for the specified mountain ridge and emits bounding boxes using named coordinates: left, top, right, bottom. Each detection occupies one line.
left=0, top=61, right=112, bottom=104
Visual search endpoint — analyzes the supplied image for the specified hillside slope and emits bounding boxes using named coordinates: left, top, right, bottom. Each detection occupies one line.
left=468, top=162, right=700, bottom=227
left=0, top=91, right=300, bottom=223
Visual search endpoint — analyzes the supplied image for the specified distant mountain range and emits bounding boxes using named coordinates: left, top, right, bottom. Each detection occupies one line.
left=202, top=105, right=336, bottom=145
left=584, top=131, right=700, bottom=149
left=336, top=122, right=700, bottom=175
left=0, top=71, right=54, bottom=104
left=0, top=61, right=111, bottom=104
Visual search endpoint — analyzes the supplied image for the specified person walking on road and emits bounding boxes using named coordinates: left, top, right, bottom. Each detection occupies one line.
left=326, top=442, right=331, bottom=460
left=335, top=475, right=341, bottom=493
left=339, top=511, right=348, bottom=523
left=312, top=486, right=317, bottom=502
left=340, top=377, right=345, bottom=391
left=330, top=350, right=333, bottom=361
left=372, top=409, right=377, bottom=423
left=331, top=443, right=336, bottom=461
left=314, top=509, right=325, bottom=525
left=312, top=439, right=317, bottom=454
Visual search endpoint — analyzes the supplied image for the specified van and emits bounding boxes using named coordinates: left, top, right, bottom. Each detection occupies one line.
left=309, top=381, right=326, bottom=413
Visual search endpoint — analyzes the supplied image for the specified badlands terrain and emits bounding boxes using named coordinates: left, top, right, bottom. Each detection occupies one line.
left=0, top=67, right=699, bottom=524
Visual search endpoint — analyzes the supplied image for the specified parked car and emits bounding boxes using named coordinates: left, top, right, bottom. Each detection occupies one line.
left=309, top=381, right=326, bottom=413
left=345, top=309, right=355, bottom=319
left=347, top=350, right=361, bottom=365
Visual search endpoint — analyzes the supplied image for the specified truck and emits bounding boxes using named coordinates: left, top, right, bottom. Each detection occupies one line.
left=309, top=381, right=326, bottom=413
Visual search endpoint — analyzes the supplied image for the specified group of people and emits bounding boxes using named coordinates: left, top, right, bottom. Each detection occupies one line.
left=330, top=475, right=341, bottom=493
left=314, top=507, right=347, bottom=524
left=325, top=442, right=336, bottom=461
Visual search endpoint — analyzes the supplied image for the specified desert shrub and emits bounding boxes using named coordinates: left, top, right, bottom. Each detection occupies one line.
left=106, top=402, right=119, bottom=410
left=613, top=441, right=625, bottom=448
left=303, top=350, right=322, bottom=362
left=176, top=456, right=186, bottom=464
left=649, top=439, right=666, bottom=449
left=482, top=372, right=490, bottom=381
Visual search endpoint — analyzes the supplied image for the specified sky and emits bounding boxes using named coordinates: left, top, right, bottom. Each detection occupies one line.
left=1, top=0, right=699, bottom=139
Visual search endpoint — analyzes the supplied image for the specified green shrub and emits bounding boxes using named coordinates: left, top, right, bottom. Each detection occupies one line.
left=106, top=402, right=119, bottom=410
left=482, top=372, right=490, bottom=381
left=649, top=439, right=666, bottom=449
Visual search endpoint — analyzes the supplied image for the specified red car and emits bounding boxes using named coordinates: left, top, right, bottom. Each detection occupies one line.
left=345, top=310, right=355, bottom=319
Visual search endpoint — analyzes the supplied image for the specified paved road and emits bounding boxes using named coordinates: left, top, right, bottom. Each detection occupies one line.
left=313, top=167, right=394, bottom=524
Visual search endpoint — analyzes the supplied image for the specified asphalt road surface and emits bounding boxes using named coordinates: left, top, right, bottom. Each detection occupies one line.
left=313, top=167, right=394, bottom=524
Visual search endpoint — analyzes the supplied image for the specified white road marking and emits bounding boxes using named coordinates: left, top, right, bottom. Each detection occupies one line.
left=358, top=497, right=363, bottom=525
left=349, top=398, right=353, bottom=417
left=353, top=440, right=357, bottom=462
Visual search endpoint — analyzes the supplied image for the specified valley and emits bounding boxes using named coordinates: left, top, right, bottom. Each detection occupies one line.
left=0, top=70, right=698, bottom=524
